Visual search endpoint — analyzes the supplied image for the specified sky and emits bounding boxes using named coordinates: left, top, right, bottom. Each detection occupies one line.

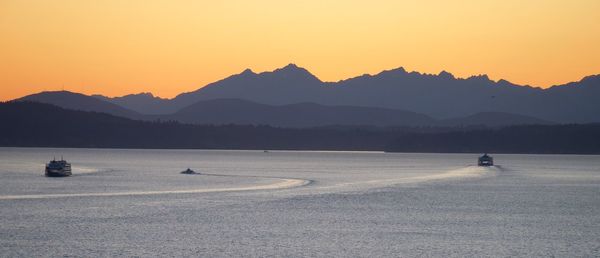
left=1, top=0, right=599, bottom=101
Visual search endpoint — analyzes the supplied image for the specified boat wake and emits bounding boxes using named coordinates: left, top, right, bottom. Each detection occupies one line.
left=2, top=165, right=499, bottom=200
left=0, top=178, right=310, bottom=200
left=325, top=165, right=499, bottom=191
left=400, top=165, right=500, bottom=183
left=70, top=166, right=115, bottom=176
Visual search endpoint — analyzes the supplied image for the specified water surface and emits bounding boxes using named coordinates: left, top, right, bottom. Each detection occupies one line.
left=1, top=148, right=598, bottom=257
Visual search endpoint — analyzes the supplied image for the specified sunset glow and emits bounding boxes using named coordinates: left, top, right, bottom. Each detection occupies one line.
left=1, top=0, right=599, bottom=100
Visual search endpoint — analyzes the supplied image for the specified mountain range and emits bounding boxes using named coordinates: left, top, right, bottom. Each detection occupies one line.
left=16, top=91, right=552, bottom=127
left=12, top=64, right=600, bottom=127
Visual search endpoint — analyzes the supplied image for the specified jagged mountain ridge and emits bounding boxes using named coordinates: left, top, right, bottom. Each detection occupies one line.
left=95, top=64, right=599, bottom=123
left=93, top=92, right=171, bottom=115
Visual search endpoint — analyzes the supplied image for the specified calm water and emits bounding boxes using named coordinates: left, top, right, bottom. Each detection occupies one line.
left=1, top=148, right=599, bottom=257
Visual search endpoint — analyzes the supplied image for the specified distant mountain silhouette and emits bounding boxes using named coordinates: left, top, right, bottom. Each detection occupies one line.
left=16, top=91, right=141, bottom=119
left=541, top=74, right=600, bottom=123
left=93, top=92, right=173, bottom=114
left=14, top=64, right=600, bottom=124
left=157, top=98, right=435, bottom=127
left=16, top=92, right=556, bottom=127
left=170, top=64, right=326, bottom=112
left=163, top=64, right=598, bottom=123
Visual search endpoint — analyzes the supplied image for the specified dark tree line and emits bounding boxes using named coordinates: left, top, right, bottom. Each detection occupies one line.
left=0, top=102, right=396, bottom=150
left=385, top=124, right=600, bottom=154
left=1, top=101, right=599, bottom=154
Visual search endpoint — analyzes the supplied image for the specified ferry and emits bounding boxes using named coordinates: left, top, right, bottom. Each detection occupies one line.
left=478, top=153, right=494, bottom=166
left=45, top=157, right=72, bottom=177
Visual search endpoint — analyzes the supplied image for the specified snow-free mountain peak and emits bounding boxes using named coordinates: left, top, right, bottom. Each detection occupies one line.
left=438, top=70, right=455, bottom=79
left=269, top=63, right=322, bottom=82
left=240, top=68, right=256, bottom=76
left=14, top=65, right=600, bottom=124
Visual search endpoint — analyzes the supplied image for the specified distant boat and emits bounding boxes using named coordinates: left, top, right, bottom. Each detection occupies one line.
left=180, top=168, right=197, bottom=174
left=478, top=153, right=494, bottom=166
left=45, top=157, right=72, bottom=177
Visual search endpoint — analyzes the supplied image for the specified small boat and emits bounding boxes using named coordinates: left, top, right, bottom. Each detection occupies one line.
left=180, top=168, right=198, bottom=174
left=478, top=153, right=494, bottom=166
left=45, top=157, right=72, bottom=177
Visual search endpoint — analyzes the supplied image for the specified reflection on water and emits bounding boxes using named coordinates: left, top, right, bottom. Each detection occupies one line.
left=1, top=148, right=599, bottom=257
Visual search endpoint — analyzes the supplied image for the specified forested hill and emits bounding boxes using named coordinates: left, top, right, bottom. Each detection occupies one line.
left=0, top=101, right=396, bottom=150
left=385, top=124, right=600, bottom=154
left=1, top=101, right=599, bottom=154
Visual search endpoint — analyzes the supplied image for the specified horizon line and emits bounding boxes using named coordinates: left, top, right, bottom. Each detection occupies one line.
left=6, top=63, right=600, bottom=101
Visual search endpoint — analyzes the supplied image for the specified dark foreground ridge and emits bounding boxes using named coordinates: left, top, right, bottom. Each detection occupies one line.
left=1, top=101, right=599, bottom=154
left=385, top=126, right=600, bottom=154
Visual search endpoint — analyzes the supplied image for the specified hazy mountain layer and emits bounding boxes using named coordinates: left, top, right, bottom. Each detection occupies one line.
left=158, top=99, right=435, bottom=127
left=17, top=91, right=141, bottom=119
left=13, top=92, right=551, bottom=127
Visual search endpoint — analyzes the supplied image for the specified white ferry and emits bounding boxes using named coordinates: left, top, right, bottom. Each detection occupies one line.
left=45, top=157, right=72, bottom=177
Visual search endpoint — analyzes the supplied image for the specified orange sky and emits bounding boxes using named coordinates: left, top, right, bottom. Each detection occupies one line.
left=1, top=0, right=599, bottom=101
